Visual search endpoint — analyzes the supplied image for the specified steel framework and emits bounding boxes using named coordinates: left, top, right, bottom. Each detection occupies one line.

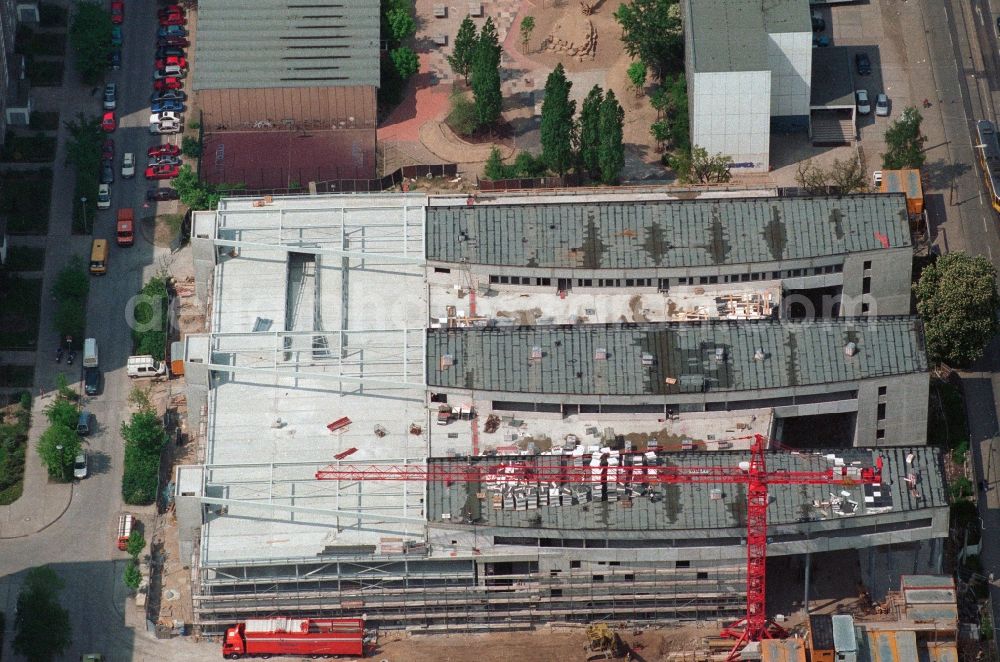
left=316, top=434, right=884, bottom=661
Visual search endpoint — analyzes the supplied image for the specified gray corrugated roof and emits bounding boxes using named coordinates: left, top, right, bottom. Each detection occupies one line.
left=426, top=446, right=946, bottom=531
left=193, top=0, right=379, bottom=90
left=685, top=0, right=810, bottom=74
left=427, top=317, right=927, bottom=396
left=426, top=194, right=911, bottom=269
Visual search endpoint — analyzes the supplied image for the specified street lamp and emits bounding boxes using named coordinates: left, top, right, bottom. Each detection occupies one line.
left=56, top=444, right=64, bottom=480
left=80, top=196, right=88, bottom=234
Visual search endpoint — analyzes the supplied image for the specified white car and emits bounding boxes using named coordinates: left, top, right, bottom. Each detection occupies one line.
left=153, top=65, right=185, bottom=80
left=875, top=93, right=889, bottom=117
left=872, top=170, right=883, bottom=190
left=97, top=184, right=111, bottom=209
left=73, top=451, right=88, bottom=480
left=150, top=119, right=181, bottom=135
left=856, top=89, right=870, bottom=115
left=102, top=82, right=117, bottom=110
left=149, top=111, right=182, bottom=125
left=121, top=152, right=135, bottom=178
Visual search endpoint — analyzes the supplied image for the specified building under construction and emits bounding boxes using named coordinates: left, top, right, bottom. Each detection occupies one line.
left=175, top=191, right=947, bottom=636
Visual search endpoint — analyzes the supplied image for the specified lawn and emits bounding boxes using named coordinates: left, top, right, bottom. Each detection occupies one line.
left=0, top=397, right=31, bottom=505
left=0, top=168, right=53, bottom=234
left=29, top=111, right=60, bottom=131
left=0, top=276, right=42, bottom=349
left=0, top=131, right=57, bottom=162
left=26, top=59, right=64, bottom=86
left=4, top=246, right=46, bottom=272
left=0, top=365, right=33, bottom=388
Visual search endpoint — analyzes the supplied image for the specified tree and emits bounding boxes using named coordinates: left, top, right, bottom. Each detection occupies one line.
left=68, top=1, right=112, bottom=85
left=62, top=113, right=102, bottom=170
left=121, top=410, right=168, bottom=505
left=578, top=85, right=604, bottom=178
left=828, top=156, right=868, bottom=193
left=123, top=559, right=141, bottom=591
left=13, top=566, right=71, bottom=662
left=181, top=136, right=202, bottom=158
left=448, top=16, right=478, bottom=83
left=386, top=6, right=416, bottom=44
left=597, top=90, right=625, bottom=185
left=125, top=529, right=147, bottom=558
left=128, top=386, right=153, bottom=414
left=882, top=106, right=927, bottom=169
left=795, top=159, right=829, bottom=194
left=671, top=146, right=732, bottom=184
left=540, top=64, right=576, bottom=175
left=172, top=165, right=244, bottom=210
left=122, top=410, right=168, bottom=455
left=627, top=61, right=647, bottom=96
left=484, top=146, right=508, bottom=180
left=52, top=257, right=89, bottom=301
left=390, top=46, right=419, bottom=80
left=470, top=18, right=502, bottom=129
left=519, top=16, right=535, bottom=53
left=614, top=0, right=683, bottom=80
left=37, top=424, right=80, bottom=480
left=44, top=399, right=79, bottom=431
left=915, top=252, right=1000, bottom=367
left=446, top=93, right=478, bottom=136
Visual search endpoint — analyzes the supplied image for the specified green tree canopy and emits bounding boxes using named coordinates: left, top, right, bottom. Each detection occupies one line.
left=52, top=257, right=89, bottom=301
left=597, top=90, right=625, bottom=185
left=519, top=16, right=535, bottom=52
left=448, top=16, right=478, bottom=83
left=470, top=18, right=503, bottom=129
left=14, top=566, right=71, bottom=662
left=37, top=424, right=80, bottom=480
left=44, top=399, right=79, bottom=431
left=484, top=146, right=507, bottom=180
left=68, top=1, right=112, bottom=85
left=627, top=61, right=647, bottom=95
left=882, top=106, right=927, bottom=170
left=390, top=46, right=420, bottom=80
left=173, top=165, right=244, bottom=211
left=540, top=64, right=576, bottom=175
left=613, top=0, right=682, bottom=80
left=915, top=252, right=999, bottom=367
left=121, top=410, right=168, bottom=455
left=386, top=6, right=416, bottom=44
left=578, top=85, right=604, bottom=178
left=123, top=559, right=141, bottom=590
left=62, top=113, right=102, bottom=171
left=126, top=529, right=147, bottom=558
left=671, top=145, right=732, bottom=184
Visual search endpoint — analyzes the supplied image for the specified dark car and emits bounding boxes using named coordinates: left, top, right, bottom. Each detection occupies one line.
left=855, top=52, right=871, bottom=75
left=84, top=367, right=101, bottom=396
left=151, top=99, right=185, bottom=113
left=156, top=36, right=189, bottom=48
left=100, top=159, right=114, bottom=184
left=151, top=89, right=187, bottom=103
left=155, top=46, right=185, bottom=59
left=157, top=25, right=187, bottom=38
left=146, top=187, right=180, bottom=201
left=108, top=49, right=121, bottom=70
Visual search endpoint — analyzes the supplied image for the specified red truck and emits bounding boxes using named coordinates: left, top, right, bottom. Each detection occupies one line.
left=222, top=617, right=365, bottom=659
left=116, top=208, right=134, bottom=246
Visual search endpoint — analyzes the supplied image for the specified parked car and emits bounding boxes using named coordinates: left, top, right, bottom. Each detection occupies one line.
left=155, top=46, right=185, bottom=59
left=102, top=138, right=115, bottom=160
left=157, top=25, right=187, bottom=38
left=158, top=4, right=186, bottom=16
left=73, top=451, right=88, bottom=479
left=148, top=155, right=181, bottom=167
left=101, top=111, right=116, bottom=132
left=149, top=111, right=183, bottom=125
left=100, top=159, right=115, bottom=185
left=153, top=77, right=183, bottom=92
left=84, top=367, right=100, bottom=395
left=159, top=12, right=186, bottom=26
left=110, top=0, right=123, bottom=23
left=103, top=82, right=117, bottom=110
left=812, top=34, right=830, bottom=48
left=122, top=152, right=135, bottom=178
left=153, top=66, right=186, bottom=80
left=856, top=89, right=870, bottom=115
left=146, top=187, right=180, bottom=201
left=855, top=52, right=871, bottom=75
left=150, top=89, right=186, bottom=103
left=151, top=99, right=185, bottom=113
left=148, top=144, right=181, bottom=158
left=156, top=36, right=189, bottom=48
left=875, top=93, right=890, bottom=117
left=111, top=25, right=123, bottom=47
left=146, top=164, right=180, bottom=180
left=811, top=10, right=825, bottom=31
left=149, top=119, right=181, bottom=134
left=97, top=184, right=112, bottom=209
left=154, top=56, right=188, bottom=70
left=872, top=170, right=883, bottom=189
left=108, top=49, right=121, bottom=70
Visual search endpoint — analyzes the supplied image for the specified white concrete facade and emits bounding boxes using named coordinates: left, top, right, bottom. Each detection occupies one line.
left=691, top=70, right=771, bottom=172
left=767, top=31, right=812, bottom=120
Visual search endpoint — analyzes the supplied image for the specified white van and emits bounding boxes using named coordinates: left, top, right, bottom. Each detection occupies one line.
left=127, top=355, right=166, bottom=378
left=83, top=338, right=98, bottom=368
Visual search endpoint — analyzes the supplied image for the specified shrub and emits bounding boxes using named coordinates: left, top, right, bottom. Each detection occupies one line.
left=181, top=136, right=201, bottom=158
left=132, top=277, right=168, bottom=360
left=120, top=410, right=167, bottom=505
left=446, top=93, right=478, bottom=137
left=123, top=559, right=141, bottom=590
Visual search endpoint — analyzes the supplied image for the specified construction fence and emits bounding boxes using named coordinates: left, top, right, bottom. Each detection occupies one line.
left=220, top=163, right=459, bottom=199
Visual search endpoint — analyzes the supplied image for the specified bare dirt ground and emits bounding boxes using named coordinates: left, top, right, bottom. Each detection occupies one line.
left=373, top=624, right=716, bottom=662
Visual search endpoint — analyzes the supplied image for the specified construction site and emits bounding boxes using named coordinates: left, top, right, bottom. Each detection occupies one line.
left=168, top=190, right=950, bottom=659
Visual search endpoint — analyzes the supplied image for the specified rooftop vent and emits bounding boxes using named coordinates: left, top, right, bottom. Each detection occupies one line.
left=753, top=348, right=767, bottom=361
left=641, top=352, right=655, bottom=366
left=595, top=348, right=607, bottom=361
left=440, top=354, right=454, bottom=368
left=714, top=347, right=726, bottom=362
left=844, top=342, right=858, bottom=357
left=531, top=346, right=543, bottom=360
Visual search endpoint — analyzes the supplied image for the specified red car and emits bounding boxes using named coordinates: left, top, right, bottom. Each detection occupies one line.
left=159, top=12, right=186, bottom=26
left=147, top=144, right=181, bottom=158
left=101, top=111, right=116, bottom=132
left=145, top=164, right=180, bottom=180
left=154, top=56, right=188, bottom=70
left=102, top=138, right=115, bottom=160
left=110, top=0, right=123, bottom=24
left=153, top=77, right=183, bottom=91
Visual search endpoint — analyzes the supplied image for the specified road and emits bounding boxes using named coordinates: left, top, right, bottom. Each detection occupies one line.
left=0, top=0, right=203, bottom=659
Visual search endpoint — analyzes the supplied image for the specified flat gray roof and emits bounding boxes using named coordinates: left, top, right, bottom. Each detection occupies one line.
left=685, top=0, right=810, bottom=74
left=811, top=47, right=856, bottom=107
left=194, top=0, right=379, bottom=90
left=426, top=194, right=911, bottom=269
left=427, top=317, right=927, bottom=396
left=427, top=446, right=945, bottom=531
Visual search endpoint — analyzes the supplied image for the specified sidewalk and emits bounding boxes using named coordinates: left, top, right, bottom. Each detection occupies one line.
left=0, top=7, right=99, bottom=538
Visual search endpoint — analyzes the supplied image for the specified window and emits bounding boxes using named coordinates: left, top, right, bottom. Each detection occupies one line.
left=834, top=264, right=843, bottom=273
left=550, top=569, right=561, bottom=577
left=675, top=560, right=690, bottom=569
left=878, top=386, right=887, bottom=397
left=570, top=560, right=581, bottom=569
left=772, top=271, right=782, bottom=279
left=741, top=273, right=751, bottom=282
left=861, top=302, right=870, bottom=313
left=697, top=571, right=709, bottom=580
left=550, top=589, right=563, bottom=597
left=434, top=267, right=451, bottom=274
left=877, top=403, right=886, bottom=420
left=863, top=260, right=872, bottom=271
left=609, top=561, right=620, bottom=566
left=862, top=277, right=871, bottom=295
left=592, top=575, right=604, bottom=582
left=708, top=276, right=718, bottom=284
left=510, top=276, right=520, bottom=285
left=490, top=275, right=500, bottom=284
left=751, top=272, right=762, bottom=281
left=500, top=276, right=509, bottom=284
left=540, top=278, right=551, bottom=286
left=625, top=279, right=635, bottom=287
left=876, top=429, right=886, bottom=440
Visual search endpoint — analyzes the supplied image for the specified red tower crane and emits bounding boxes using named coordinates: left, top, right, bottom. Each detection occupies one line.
left=316, top=434, right=884, bottom=661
